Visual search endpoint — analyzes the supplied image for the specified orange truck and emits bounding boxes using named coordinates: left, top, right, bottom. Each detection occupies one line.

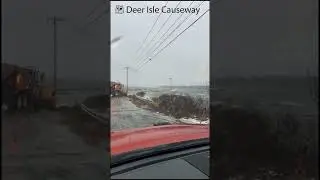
left=111, top=81, right=126, bottom=97
left=2, top=63, right=55, bottom=111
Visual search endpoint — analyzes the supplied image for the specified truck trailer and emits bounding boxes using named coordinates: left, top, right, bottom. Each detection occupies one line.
left=110, top=81, right=127, bottom=97
left=2, top=63, right=56, bottom=111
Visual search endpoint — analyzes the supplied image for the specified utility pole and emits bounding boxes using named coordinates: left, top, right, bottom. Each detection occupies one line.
left=122, top=66, right=138, bottom=94
left=169, top=77, right=172, bottom=90
left=47, top=16, right=65, bottom=93
left=125, top=67, right=129, bottom=94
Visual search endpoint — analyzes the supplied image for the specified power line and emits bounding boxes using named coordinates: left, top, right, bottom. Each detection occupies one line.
left=57, top=20, right=105, bottom=49
left=135, top=1, right=199, bottom=68
left=54, top=0, right=109, bottom=35
left=138, top=8, right=209, bottom=70
left=133, top=1, right=180, bottom=65
left=134, top=1, right=168, bottom=56
left=137, top=1, right=203, bottom=69
left=64, top=21, right=98, bottom=39
left=134, top=1, right=195, bottom=68
left=78, top=0, right=108, bottom=30
left=86, top=0, right=106, bottom=19
left=132, top=1, right=182, bottom=65
left=137, top=0, right=223, bottom=68
left=79, top=0, right=109, bottom=30
left=82, top=8, right=109, bottom=29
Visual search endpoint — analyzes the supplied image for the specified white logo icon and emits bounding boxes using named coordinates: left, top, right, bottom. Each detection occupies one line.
left=115, top=5, right=124, bottom=14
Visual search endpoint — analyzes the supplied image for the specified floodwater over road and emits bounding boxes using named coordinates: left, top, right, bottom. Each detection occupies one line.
left=54, top=87, right=210, bottom=131
left=111, top=97, right=178, bottom=130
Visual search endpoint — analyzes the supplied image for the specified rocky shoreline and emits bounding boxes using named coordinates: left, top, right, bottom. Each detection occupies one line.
left=128, top=92, right=209, bottom=122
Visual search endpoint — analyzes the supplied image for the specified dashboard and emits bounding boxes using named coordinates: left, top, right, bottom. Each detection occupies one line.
left=111, top=146, right=209, bottom=179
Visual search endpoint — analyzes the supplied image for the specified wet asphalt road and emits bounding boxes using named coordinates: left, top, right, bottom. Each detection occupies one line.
left=1, top=94, right=181, bottom=179
left=110, top=97, right=178, bottom=130
left=55, top=91, right=180, bottom=131
left=1, top=110, right=109, bottom=180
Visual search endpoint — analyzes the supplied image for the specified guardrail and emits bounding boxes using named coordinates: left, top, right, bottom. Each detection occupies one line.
left=79, top=103, right=108, bottom=126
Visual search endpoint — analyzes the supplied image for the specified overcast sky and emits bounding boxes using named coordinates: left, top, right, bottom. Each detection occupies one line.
left=210, top=0, right=318, bottom=78
left=2, top=0, right=318, bottom=87
left=2, top=0, right=110, bottom=82
left=111, top=1, right=210, bottom=87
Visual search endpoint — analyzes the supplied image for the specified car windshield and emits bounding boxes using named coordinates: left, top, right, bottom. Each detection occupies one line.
left=109, top=1, right=210, bottom=132
left=2, top=0, right=318, bottom=180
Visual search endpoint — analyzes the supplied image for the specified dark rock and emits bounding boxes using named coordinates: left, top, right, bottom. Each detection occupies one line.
left=153, top=122, right=172, bottom=126
left=157, top=94, right=208, bottom=119
left=136, top=91, right=146, bottom=97
left=129, top=94, right=209, bottom=120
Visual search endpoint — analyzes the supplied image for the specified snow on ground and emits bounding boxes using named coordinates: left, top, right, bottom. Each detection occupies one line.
left=133, top=94, right=154, bottom=102
left=179, top=117, right=210, bottom=125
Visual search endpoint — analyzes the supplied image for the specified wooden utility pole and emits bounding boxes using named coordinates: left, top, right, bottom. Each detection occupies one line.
left=169, top=77, right=172, bottom=90
left=47, top=16, right=65, bottom=93
left=125, top=67, right=129, bottom=94
left=122, top=66, right=138, bottom=94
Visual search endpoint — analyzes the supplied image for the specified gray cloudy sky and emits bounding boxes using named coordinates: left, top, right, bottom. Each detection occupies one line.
left=2, top=0, right=318, bottom=86
left=210, top=0, right=318, bottom=78
left=111, top=1, right=210, bottom=87
left=2, top=0, right=110, bottom=81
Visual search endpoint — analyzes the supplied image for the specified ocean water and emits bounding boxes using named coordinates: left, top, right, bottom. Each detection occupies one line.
left=210, top=77, right=318, bottom=117
left=129, top=86, right=209, bottom=102
left=55, top=77, right=318, bottom=130
left=130, top=78, right=318, bottom=115
left=125, top=77, right=318, bottom=127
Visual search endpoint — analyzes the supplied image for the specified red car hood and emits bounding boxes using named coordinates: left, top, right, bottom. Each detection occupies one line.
left=111, top=125, right=209, bottom=156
